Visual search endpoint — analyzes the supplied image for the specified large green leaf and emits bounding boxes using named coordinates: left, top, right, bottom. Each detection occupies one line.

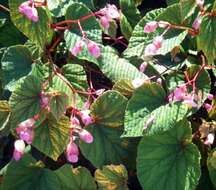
left=9, top=0, right=53, bottom=48
left=95, top=165, right=129, bottom=190
left=80, top=124, right=137, bottom=168
left=1, top=154, right=61, bottom=190
left=1, top=45, right=32, bottom=91
left=55, top=165, right=97, bottom=190
left=207, top=149, right=216, bottom=188
left=137, top=119, right=201, bottom=190
left=9, top=75, right=42, bottom=128
left=123, top=82, right=188, bottom=137
left=124, top=4, right=188, bottom=59
left=33, top=114, right=70, bottom=161
left=90, top=91, right=127, bottom=127
left=197, top=16, right=216, bottom=65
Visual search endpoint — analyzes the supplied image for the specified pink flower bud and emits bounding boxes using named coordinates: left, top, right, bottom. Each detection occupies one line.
left=18, top=1, right=39, bottom=22
left=71, top=41, right=84, bottom=56
left=87, top=41, right=101, bottom=58
left=70, top=116, right=80, bottom=126
left=80, top=110, right=93, bottom=126
left=158, top=21, right=170, bottom=28
left=196, top=0, right=204, bottom=7
left=207, top=94, right=214, bottom=100
left=144, top=21, right=158, bottom=33
left=66, top=142, right=79, bottom=163
left=156, top=78, right=162, bottom=85
left=144, top=43, right=157, bottom=56
left=139, top=62, right=148, bottom=73
left=78, top=129, right=93, bottom=143
left=153, top=36, right=163, bottom=49
left=204, top=133, right=214, bottom=145
left=131, top=78, right=145, bottom=89
left=204, top=103, right=212, bottom=111
left=192, top=17, right=202, bottom=30
left=100, top=16, right=110, bottom=29
left=13, top=140, right=25, bottom=161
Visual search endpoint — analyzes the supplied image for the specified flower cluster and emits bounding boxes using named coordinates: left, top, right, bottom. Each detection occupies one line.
left=18, top=0, right=39, bottom=22
left=65, top=110, right=94, bottom=163
left=98, top=4, right=120, bottom=29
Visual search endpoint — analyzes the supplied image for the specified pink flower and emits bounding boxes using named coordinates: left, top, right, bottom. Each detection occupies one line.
left=87, top=41, right=101, bottom=58
left=70, top=116, right=80, bottom=126
left=71, top=41, right=84, bottom=56
left=207, top=94, right=214, bottom=100
left=13, top=140, right=25, bottom=161
left=80, top=110, right=93, bottom=126
left=156, top=78, right=162, bottom=85
left=204, top=103, right=212, bottom=111
left=18, top=1, right=39, bottom=22
left=196, top=0, right=204, bottom=7
left=131, top=78, right=145, bottom=88
left=192, top=17, right=202, bottom=30
left=168, top=85, right=187, bottom=102
left=144, top=21, right=158, bottom=33
left=204, top=133, right=214, bottom=145
left=139, top=62, right=148, bottom=73
left=183, top=95, right=198, bottom=108
left=66, top=141, right=79, bottom=163
left=101, top=4, right=120, bottom=19
left=78, top=129, right=93, bottom=143
left=40, top=92, right=50, bottom=110
left=100, top=16, right=110, bottom=29
left=144, top=43, right=157, bottom=56
left=153, top=36, right=163, bottom=49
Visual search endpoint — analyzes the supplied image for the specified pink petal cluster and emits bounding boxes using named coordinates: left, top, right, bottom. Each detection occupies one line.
left=192, top=17, right=202, bottom=30
left=16, top=118, right=35, bottom=144
left=78, top=129, right=94, bottom=144
left=80, top=110, right=94, bottom=126
left=144, top=21, right=158, bottom=33
left=39, top=92, right=50, bottom=111
left=204, top=103, right=212, bottom=111
left=139, top=62, right=148, bottom=73
left=207, top=93, right=214, bottom=100
left=87, top=41, right=101, bottom=58
left=13, top=140, right=25, bottom=161
left=99, top=4, right=120, bottom=29
left=204, top=133, right=214, bottom=145
left=168, top=85, right=198, bottom=107
left=70, top=116, right=80, bottom=126
left=144, top=36, right=164, bottom=56
left=18, top=1, right=39, bottom=22
left=66, top=141, right=79, bottom=163
left=71, top=41, right=84, bottom=56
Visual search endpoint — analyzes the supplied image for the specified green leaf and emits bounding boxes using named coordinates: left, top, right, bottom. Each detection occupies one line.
left=197, top=16, right=216, bottom=65
left=95, top=165, right=129, bottom=190
left=55, top=165, right=97, bottom=190
left=180, top=0, right=196, bottom=21
left=91, top=91, right=127, bottom=127
left=9, top=75, right=42, bottom=128
left=112, top=80, right=134, bottom=98
left=1, top=154, right=62, bottom=190
left=33, top=114, right=70, bottom=161
left=120, top=14, right=133, bottom=41
left=80, top=124, right=137, bottom=168
left=1, top=45, right=32, bottom=91
left=123, top=82, right=188, bottom=137
left=137, top=119, right=201, bottom=190
left=9, top=0, right=54, bottom=48
left=50, top=92, right=69, bottom=120
left=207, top=149, right=216, bottom=187
left=120, top=0, right=141, bottom=28
left=64, top=2, right=102, bottom=62
left=166, top=0, right=179, bottom=5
